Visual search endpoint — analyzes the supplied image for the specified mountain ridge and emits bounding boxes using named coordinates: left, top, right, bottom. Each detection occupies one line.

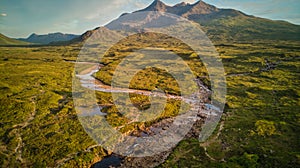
left=75, top=0, right=300, bottom=43
left=136, top=0, right=244, bottom=19
left=18, top=32, right=79, bottom=44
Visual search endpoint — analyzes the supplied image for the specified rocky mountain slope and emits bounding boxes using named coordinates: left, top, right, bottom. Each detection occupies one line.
left=75, top=0, right=300, bottom=43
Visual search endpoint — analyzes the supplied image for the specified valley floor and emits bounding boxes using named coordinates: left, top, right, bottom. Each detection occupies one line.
left=0, top=40, right=299, bottom=167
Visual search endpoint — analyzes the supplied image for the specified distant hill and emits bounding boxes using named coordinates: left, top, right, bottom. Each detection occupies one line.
left=71, top=27, right=124, bottom=44
left=18, top=32, right=79, bottom=44
left=107, top=0, right=300, bottom=42
left=0, top=33, right=30, bottom=46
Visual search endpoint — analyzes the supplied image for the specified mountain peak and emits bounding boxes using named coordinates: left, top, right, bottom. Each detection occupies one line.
left=28, top=33, right=38, bottom=39
left=174, top=2, right=188, bottom=7
left=101, top=0, right=300, bottom=43
left=141, top=0, right=168, bottom=12
left=192, top=0, right=214, bottom=7
left=139, top=0, right=219, bottom=16
left=152, top=0, right=163, bottom=4
left=187, top=0, right=219, bottom=15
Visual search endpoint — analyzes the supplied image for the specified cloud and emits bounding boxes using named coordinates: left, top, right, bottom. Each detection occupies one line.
left=84, top=0, right=147, bottom=21
left=1, top=13, right=7, bottom=17
left=52, top=20, right=79, bottom=31
left=183, top=0, right=197, bottom=4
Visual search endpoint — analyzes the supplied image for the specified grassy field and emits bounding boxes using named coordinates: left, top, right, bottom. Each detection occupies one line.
left=0, top=39, right=299, bottom=167
left=94, top=32, right=210, bottom=95
left=160, top=41, right=300, bottom=168
left=0, top=46, right=108, bottom=167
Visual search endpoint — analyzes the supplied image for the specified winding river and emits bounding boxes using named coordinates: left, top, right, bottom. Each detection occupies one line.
left=74, top=62, right=219, bottom=168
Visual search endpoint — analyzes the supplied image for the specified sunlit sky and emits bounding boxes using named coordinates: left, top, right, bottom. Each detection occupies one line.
left=1, top=0, right=299, bottom=38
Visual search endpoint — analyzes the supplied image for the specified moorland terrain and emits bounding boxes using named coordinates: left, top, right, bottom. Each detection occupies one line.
left=0, top=0, right=299, bottom=167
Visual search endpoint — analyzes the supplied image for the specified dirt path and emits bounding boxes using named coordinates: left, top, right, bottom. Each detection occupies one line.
left=201, top=121, right=225, bottom=161
left=6, top=96, right=38, bottom=165
left=225, top=57, right=298, bottom=77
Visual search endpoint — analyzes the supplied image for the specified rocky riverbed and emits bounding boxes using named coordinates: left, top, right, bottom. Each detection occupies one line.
left=75, top=63, right=219, bottom=168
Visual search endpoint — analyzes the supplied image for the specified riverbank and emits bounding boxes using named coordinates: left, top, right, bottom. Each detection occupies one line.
left=74, top=62, right=218, bottom=167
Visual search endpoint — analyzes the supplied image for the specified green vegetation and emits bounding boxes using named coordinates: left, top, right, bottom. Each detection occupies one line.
left=159, top=41, right=300, bottom=168
left=200, top=14, right=300, bottom=42
left=96, top=92, right=188, bottom=134
left=0, top=34, right=30, bottom=46
left=254, top=120, right=276, bottom=136
left=94, top=32, right=210, bottom=95
left=0, top=46, right=107, bottom=167
left=0, top=39, right=299, bottom=167
left=1, top=1, right=299, bottom=167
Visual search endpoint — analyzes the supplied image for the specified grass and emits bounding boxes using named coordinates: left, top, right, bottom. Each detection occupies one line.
left=94, top=32, right=210, bottom=95
left=94, top=91, right=190, bottom=134
left=160, top=41, right=300, bottom=168
left=0, top=34, right=30, bottom=46
left=0, top=39, right=299, bottom=167
left=0, top=46, right=107, bottom=167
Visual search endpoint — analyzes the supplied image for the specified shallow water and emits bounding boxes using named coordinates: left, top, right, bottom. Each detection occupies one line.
left=91, top=155, right=122, bottom=168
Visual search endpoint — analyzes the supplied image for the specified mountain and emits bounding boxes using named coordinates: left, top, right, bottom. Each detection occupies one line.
left=0, top=33, right=30, bottom=46
left=137, top=0, right=169, bottom=12
left=18, top=32, right=79, bottom=44
left=70, top=27, right=124, bottom=44
left=108, top=0, right=300, bottom=42
left=136, top=0, right=219, bottom=16
left=73, top=0, right=300, bottom=44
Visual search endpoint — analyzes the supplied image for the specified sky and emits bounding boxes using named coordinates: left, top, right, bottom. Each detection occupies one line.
left=0, top=0, right=299, bottom=38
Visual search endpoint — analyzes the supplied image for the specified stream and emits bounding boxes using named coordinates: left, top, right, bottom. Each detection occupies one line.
left=74, top=63, right=219, bottom=168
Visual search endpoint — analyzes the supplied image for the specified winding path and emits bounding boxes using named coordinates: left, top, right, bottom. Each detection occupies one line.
left=6, top=96, right=38, bottom=165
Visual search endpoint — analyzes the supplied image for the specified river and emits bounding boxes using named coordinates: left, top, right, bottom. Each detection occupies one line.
left=74, top=62, right=220, bottom=168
